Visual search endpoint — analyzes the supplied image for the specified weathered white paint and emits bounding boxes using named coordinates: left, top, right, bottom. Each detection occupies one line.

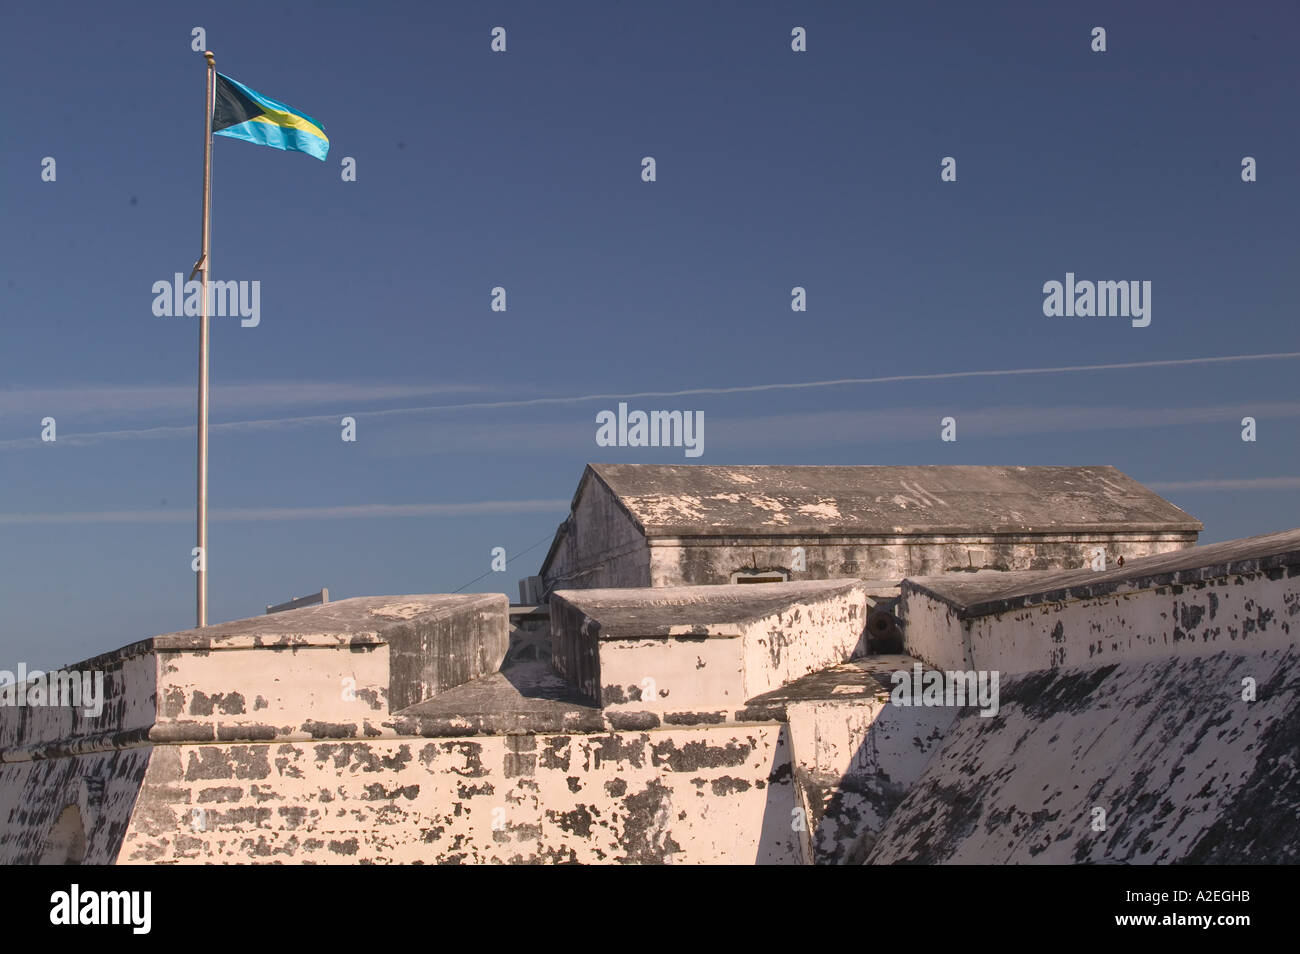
left=966, top=572, right=1296, bottom=673
left=868, top=646, right=1300, bottom=864
left=903, top=567, right=1299, bottom=675
left=113, top=724, right=804, bottom=865
left=551, top=581, right=871, bottom=709
left=787, top=686, right=955, bottom=864
left=599, top=636, right=744, bottom=710
left=739, top=585, right=868, bottom=697
left=898, top=588, right=968, bottom=671
left=0, top=594, right=830, bottom=864
left=650, top=534, right=1194, bottom=588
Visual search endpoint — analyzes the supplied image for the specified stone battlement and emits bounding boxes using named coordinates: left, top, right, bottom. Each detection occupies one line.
left=3, top=527, right=1297, bottom=865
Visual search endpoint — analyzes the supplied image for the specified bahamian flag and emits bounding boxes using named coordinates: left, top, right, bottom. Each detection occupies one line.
left=212, top=73, right=328, bottom=161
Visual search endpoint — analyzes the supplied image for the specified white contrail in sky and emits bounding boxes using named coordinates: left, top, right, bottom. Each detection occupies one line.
left=3, top=350, right=1299, bottom=449
left=1147, top=477, right=1300, bottom=492
left=219, top=350, right=1300, bottom=417
left=3, top=476, right=1293, bottom=526
left=0, top=499, right=570, bottom=526
left=0, top=382, right=486, bottom=419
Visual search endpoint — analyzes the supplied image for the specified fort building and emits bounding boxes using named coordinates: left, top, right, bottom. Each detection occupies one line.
left=537, top=464, right=1202, bottom=596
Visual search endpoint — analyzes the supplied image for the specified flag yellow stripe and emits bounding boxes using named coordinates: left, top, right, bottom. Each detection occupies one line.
left=248, top=109, right=327, bottom=143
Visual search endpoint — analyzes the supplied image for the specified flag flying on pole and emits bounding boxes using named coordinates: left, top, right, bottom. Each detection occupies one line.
left=212, top=73, right=329, bottom=160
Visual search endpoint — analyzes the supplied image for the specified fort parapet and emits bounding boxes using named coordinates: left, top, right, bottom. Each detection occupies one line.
left=2, top=529, right=1297, bottom=865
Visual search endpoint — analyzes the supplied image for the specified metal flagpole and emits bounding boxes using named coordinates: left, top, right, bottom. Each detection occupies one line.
left=195, top=50, right=215, bottom=627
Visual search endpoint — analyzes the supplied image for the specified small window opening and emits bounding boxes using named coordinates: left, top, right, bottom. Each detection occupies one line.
left=731, top=571, right=788, bottom=584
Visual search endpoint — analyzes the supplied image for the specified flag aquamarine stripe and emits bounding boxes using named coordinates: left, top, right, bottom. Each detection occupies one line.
left=215, top=117, right=329, bottom=160
left=213, top=72, right=329, bottom=161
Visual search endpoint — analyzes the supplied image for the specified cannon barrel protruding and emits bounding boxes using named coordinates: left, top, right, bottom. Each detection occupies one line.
left=865, top=606, right=904, bottom=653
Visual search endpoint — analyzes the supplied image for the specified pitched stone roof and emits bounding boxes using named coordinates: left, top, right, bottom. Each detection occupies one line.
left=579, top=463, right=1203, bottom=537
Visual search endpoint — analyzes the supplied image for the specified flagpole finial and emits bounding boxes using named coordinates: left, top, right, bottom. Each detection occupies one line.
left=204, top=50, right=215, bottom=67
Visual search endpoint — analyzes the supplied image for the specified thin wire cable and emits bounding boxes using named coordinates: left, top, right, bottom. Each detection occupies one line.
left=452, top=531, right=555, bottom=594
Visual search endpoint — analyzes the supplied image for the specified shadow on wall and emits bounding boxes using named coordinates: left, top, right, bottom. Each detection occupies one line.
left=748, top=610, right=938, bottom=864
left=752, top=725, right=804, bottom=864
left=786, top=689, right=955, bottom=864
left=752, top=617, right=925, bottom=864
left=809, top=731, right=906, bottom=865
left=499, top=618, right=591, bottom=706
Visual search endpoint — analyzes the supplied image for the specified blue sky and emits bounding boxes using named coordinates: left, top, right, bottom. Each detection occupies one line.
left=2, top=0, right=1297, bottom=669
